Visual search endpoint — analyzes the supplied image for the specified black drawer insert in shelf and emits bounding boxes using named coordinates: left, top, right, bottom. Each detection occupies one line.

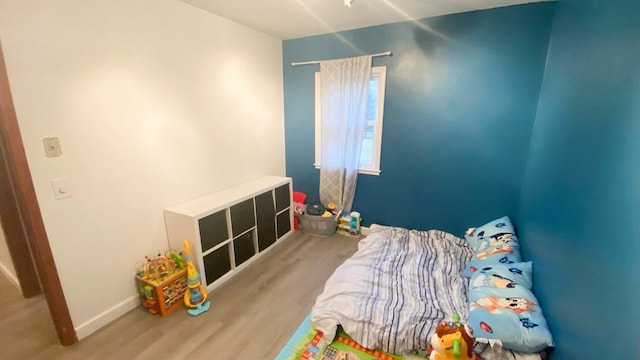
left=255, top=191, right=276, bottom=251
left=276, top=210, right=291, bottom=239
left=198, top=210, right=229, bottom=252
left=275, top=184, right=290, bottom=212
left=230, top=198, right=255, bottom=237
left=233, top=230, right=256, bottom=267
left=203, top=244, right=231, bottom=285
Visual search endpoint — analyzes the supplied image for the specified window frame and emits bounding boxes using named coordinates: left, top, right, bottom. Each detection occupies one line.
left=314, top=66, right=387, bottom=176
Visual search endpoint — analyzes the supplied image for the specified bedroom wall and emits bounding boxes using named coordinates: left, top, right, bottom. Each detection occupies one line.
left=516, top=0, right=640, bottom=359
left=0, top=0, right=284, bottom=338
left=283, top=3, right=554, bottom=234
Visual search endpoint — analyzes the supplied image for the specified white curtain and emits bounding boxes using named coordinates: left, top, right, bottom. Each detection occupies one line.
left=319, top=55, right=372, bottom=213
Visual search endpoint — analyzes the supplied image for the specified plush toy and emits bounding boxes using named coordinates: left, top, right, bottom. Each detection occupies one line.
left=428, top=315, right=476, bottom=360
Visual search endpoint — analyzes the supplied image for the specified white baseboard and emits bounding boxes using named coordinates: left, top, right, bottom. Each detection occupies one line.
left=0, top=261, right=19, bottom=289
left=74, top=295, right=139, bottom=340
left=76, top=230, right=298, bottom=339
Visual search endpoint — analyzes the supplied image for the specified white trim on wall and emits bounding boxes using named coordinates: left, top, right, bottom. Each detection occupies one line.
left=74, top=296, right=139, bottom=340
left=0, top=261, right=19, bottom=289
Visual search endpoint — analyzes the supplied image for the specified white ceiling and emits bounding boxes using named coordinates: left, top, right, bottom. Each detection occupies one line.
left=181, top=0, right=554, bottom=40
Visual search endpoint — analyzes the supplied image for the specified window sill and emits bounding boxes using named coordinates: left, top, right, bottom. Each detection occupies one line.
left=313, top=163, right=381, bottom=176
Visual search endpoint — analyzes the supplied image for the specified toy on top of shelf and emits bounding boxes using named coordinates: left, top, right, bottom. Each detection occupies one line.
left=428, top=314, right=478, bottom=360
left=183, top=240, right=211, bottom=316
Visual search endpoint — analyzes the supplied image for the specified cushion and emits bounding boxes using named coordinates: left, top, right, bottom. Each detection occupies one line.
left=469, top=262, right=533, bottom=290
left=467, top=281, right=554, bottom=353
left=462, top=216, right=522, bottom=278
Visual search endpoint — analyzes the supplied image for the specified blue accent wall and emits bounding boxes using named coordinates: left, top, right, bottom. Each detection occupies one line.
left=516, top=0, right=640, bottom=359
left=283, top=3, right=555, bottom=235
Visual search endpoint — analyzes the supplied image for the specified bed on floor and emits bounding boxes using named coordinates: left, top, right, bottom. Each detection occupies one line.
left=310, top=219, right=554, bottom=360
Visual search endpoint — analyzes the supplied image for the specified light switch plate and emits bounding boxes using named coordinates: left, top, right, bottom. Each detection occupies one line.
left=43, top=137, right=62, bottom=157
left=51, top=177, right=72, bottom=200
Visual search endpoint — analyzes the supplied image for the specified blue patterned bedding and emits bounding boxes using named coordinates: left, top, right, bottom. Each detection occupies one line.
left=311, top=225, right=474, bottom=354
left=468, top=262, right=554, bottom=353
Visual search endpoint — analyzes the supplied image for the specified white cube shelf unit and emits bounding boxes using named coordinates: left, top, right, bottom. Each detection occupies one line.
left=163, top=176, right=293, bottom=291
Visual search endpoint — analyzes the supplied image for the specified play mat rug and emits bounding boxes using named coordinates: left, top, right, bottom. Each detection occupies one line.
left=276, top=313, right=426, bottom=360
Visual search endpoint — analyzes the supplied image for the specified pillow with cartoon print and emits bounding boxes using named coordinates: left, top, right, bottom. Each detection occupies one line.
left=467, top=285, right=554, bottom=353
left=462, top=216, right=523, bottom=278
left=468, top=262, right=533, bottom=290
left=464, top=216, right=514, bottom=248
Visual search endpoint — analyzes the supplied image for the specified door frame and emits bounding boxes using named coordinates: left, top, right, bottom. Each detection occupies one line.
left=0, top=130, right=41, bottom=298
left=0, top=40, right=77, bottom=345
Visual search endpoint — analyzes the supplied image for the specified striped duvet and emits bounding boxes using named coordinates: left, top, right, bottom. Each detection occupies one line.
left=311, top=225, right=474, bottom=354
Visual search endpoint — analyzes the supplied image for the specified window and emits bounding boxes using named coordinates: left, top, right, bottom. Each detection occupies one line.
left=314, top=66, right=387, bottom=176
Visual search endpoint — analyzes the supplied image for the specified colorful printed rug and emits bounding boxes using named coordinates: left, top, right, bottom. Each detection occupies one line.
left=276, top=313, right=427, bottom=360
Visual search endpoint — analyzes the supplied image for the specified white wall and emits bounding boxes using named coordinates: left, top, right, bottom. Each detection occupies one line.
left=0, top=224, right=18, bottom=285
left=0, top=0, right=285, bottom=338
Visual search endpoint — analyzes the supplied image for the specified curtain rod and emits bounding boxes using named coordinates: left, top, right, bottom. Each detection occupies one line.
left=290, top=51, right=392, bottom=66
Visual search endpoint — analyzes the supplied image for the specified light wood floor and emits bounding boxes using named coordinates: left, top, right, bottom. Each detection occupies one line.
left=0, top=231, right=360, bottom=360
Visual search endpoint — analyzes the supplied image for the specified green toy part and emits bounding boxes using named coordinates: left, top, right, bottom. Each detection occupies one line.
left=452, top=338, right=461, bottom=358
left=170, top=252, right=185, bottom=269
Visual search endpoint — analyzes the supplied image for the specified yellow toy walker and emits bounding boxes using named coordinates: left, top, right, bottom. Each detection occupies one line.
left=183, top=240, right=211, bottom=316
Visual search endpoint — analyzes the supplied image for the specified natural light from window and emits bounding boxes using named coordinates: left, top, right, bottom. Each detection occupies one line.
left=314, top=66, right=386, bottom=175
